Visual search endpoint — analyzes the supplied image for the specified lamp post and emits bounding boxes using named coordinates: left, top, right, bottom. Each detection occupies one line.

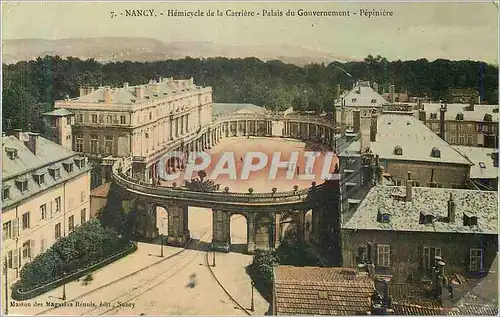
left=251, top=281, right=255, bottom=311
left=212, top=248, right=216, bottom=267
left=4, top=259, right=8, bottom=315
left=160, top=233, right=164, bottom=257
left=62, top=272, right=67, bottom=301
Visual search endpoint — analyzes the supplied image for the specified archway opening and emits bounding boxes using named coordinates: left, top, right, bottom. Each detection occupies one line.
left=156, top=206, right=169, bottom=236
left=305, top=210, right=313, bottom=243
left=188, top=206, right=213, bottom=251
left=279, top=214, right=299, bottom=244
left=230, top=214, right=248, bottom=254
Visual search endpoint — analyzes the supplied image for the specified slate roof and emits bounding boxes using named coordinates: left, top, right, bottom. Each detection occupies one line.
left=453, top=146, right=499, bottom=179
left=341, top=81, right=387, bottom=108
left=340, top=114, right=473, bottom=166
left=2, top=133, right=91, bottom=209
left=274, top=266, right=374, bottom=315
left=42, top=108, right=74, bottom=116
left=70, top=78, right=201, bottom=104
left=342, top=186, right=498, bottom=234
left=211, top=103, right=266, bottom=117
left=421, top=103, right=499, bottom=122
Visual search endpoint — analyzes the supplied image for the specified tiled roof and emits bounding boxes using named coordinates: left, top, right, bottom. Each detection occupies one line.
left=453, top=146, right=498, bottom=180
left=341, top=81, right=387, bottom=108
left=342, top=186, right=498, bottom=234
left=392, top=304, right=443, bottom=315
left=340, top=114, right=473, bottom=166
left=212, top=103, right=266, bottom=117
left=274, top=266, right=374, bottom=315
left=421, top=103, right=498, bottom=122
left=90, top=182, right=111, bottom=198
left=2, top=134, right=91, bottom=210
left=389, top=283, right=441, bottom=309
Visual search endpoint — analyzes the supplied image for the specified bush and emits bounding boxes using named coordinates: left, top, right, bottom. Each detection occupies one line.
left=16, top=219, right=126, bottom=291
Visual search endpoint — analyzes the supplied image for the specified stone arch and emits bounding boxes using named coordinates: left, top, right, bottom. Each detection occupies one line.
left=155, top=205, right=169, bottom=236
left=278, top=210, right=303, bottom=244
left=304, top=210, right=313, bottom=243
left=229, top=212, right=248, bottom=253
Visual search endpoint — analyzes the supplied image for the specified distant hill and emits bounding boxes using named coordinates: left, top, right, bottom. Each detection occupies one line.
left=2, top=37, right=354, bottom=65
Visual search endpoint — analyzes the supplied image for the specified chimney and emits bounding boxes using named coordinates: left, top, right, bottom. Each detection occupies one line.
left=389, top=84, right=395, bottom=103
left=378, top=166, right=385, bottom=184
left=373, top=82, right=379, bottom=94
left=79, top=87, right=87, bottom=97
left=359, top=112, right=371, bottom=153
left=370, top=112, right=378, bottom=142
left=123, top=82, right=129, bottom=88
left=353, top=109, right=361, bottom=133
left=447, top=193, right=456, bottom=223
left=439, top=104, right=446, bottom=140
left=405, top=172, right=413, bottom=202
left=367, top=242, right=373, bottom=264
left=418, top=109, right=427, bottom=121
left=104, top=88, right=112, bottom=104
left=25, top=132, right=39, bottom=155
left=13, top=129, right=22, bottom=140
left=434, top=261, right=446, bottom=298
left=336, top=84, right=341, bottom=100
left=469, top=97, right=475, bottom=111
left=135, top=86, right=144, bottom=99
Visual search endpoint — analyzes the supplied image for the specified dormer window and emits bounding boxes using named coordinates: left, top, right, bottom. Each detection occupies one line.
left=377, top=208, right=391, bottom=223
left=431, top=147, right=441, bottom=158
left=15, top=177, right=28, bottom=192
left=479, top=162, right=486, bottom=169
left=456, top=113, right=464, bottom=120
left=430, top=113, right=438, bottom=120
left=74, top=157, right=86, bottom=169
left=5, top=148, right=18, bottom=160
left=48, top=165, right=61, bottom=179
left=63, top=162, right=73, bottom=173
left=2, top=185, right=10, bottom=201
left=33, top=171, right=45, bottom=185
left=352, top=98, right=357, bottom=103
left=419, top=212, right=435, bottom=224
left=371, top=99, right=377, bottom=103
left=484, top=114, right=493, bottom=122
left=463, top=214, right=478, bottom=227
left=394, top=145, right=403, bottom=155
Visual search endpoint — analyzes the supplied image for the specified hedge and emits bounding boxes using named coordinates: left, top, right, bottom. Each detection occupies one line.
left=11, top=242, right=137, bottom=301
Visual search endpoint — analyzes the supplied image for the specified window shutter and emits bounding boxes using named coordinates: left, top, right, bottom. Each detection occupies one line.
left=12, top=219, right=19, bottom=237
left=30, top=239, right=36, bottom=258
left=386, top=245, right=392, bottom=267
left=12, top=249, right=18, bottom=268
left=376, top=244, right=381, bottom=266
left=40, top=237, right=45, bottom=253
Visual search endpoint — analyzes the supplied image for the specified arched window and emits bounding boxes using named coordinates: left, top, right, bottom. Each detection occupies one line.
left=456, top=113, right=464, bottom=120
left=431, top=147, right=441, bottom=158
left=357, top=245, right=368, bottom=264
left=484, top=114, right=493, bottom=122
left=394, top=145, right=403, bottom=155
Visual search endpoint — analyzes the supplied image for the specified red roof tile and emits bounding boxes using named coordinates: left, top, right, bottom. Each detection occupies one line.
left=90, top=182, right=111, bottom=198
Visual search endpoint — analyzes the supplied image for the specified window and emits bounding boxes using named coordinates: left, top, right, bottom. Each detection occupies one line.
left=394, top=146, right=403, bottom=155
left=55, top=223, right=62, bottom=239
left=467, top=136, right=474, bottom=146
left=63, top=162, right=73, bottom=173
left=22, top=212, right=30, bottom=230
left=149, top=112, right=152, bottom=120
left=5, top=148, right=18, bottom=160
left=431, top=147, right=441, bottom=158
left=75, top=157, right=86, bottom=168
left=90, top=135, right=98, bottom=153
left=377, top=244, right=390, bottom=267
left=2, top=186, right=10, bottom=201
left=3, top=221, right=12, bottom=241
left=15, top=179, right=28, bottom=192
left=106, top=115, right=112, bottom=124
left=371, top=99, right=377, bottom=103
left=66, top=117, right=71, bottom=125
left=448, top=123, right=456, bottom=131
left=450, top=135, right=457, bottom=144
left=483, top=114, right=493, bottom=122
left=479, top=162, right=486, bottom=169
left=78, top=113, right=84, bottom=123
left=458, top=124, right=464, bottom=130
left=380, top=214, right=390, bottom=223
left=470, top=249, right=483, bottom=272
left=40, top=237, right=46, bottom=253
left=423, top=246, right=441, bottom=269
left=22, top=240, right=31, bottom=259
left=34, top=173, right=45, bottom=185
left=458, top=135, right=465, bottom=145
left=105, top=135, right=113, bottom=155
left=55, top=197, right=61, bottom=213
left=76, top=135, right=84, bottom=152
left=456, top=113, right=464, bottom=120
left=352, top=98, right=357, bottom=103
left=40, top=204, right=47, bottom=220
left=357, top=245, right=368, bottom=263
left=80, top=191, right=85, bottom=202
left=91, top=114, right=98, bottom=123
left=81, top=208, right=86, bottom=224
left=68, top=215, right=75, bottom=232
left=432, top=123, right=439, bottom=130
left=7, top=250, right=13, bottom=268
left=120, top=115, right=126, bottom=124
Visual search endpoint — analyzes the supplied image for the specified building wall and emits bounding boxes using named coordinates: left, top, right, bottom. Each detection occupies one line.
left=341, top=229, right=498, bottom=283
left=90, top=196, right=107, bottom=219
left=425, top=120, right=498, bottom=148
left=2, top=171, right=91, bottom=283
left=382, top=160, right=470, bottom=188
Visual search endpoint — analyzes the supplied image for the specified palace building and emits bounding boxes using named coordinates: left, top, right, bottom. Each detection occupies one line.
left=2, top=132, right=91, bottom=282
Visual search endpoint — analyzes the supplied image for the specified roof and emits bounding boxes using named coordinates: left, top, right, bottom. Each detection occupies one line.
left=42, top=108, right=74, bottom=116
left=2, top=133, right=91, bottom=210
left=341, top=81, right=387, bottom=108
left=67, top=78, right=202, bottom=104
left=421, top=103, right=499, bottom=122
left=274, top=266, right=374, bottom=315
left=342, top=186, right=498, bottom=234
left=453, top=146, right=499, bottom=179
left=211, top=103, right=266, bottom=117
left=340, top=114, right=473, bottom=166
left=91, top=182, right=111, bottom=198
left=389, top=283, right=442, bottom=315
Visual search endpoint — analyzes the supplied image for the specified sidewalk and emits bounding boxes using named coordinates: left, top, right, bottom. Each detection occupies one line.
left=3, top=242, right=185, bottom=316
left=210, top=252, right=270, bottom=315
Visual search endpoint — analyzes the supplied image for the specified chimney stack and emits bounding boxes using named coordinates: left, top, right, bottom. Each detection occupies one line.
left=370, top=112, right=378, bottom=142
left=104, top=88, right=112, bottom=104
left=469, top=97, right=475, bottom=111
left=13, top=129, right=22, bottom=140
left=135, top=86, right=145, bottom=99
left=25, top=132, right=39, bottom=155
left=447, top=193, right=456, bottom=223
left=405, top=171, right=413, bottom=202
left=79, top=87, right=87, bottom=97
left=359, top=112, right=371, bottom=153
left=123, top=82, right=129, bottom=88
left=389, top=84, right=395, bottom=103
left=336, top=84, right=341, bottom=100
left=418, top=109, right=427, bottom=121
left=439, top=104, right=446, bottom=140
left=373, top=82, right=379, bottom=94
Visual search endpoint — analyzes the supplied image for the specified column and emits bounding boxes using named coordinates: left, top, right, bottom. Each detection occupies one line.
left=235, top=121, right=239, bottom=136
left=247, top=213, right=256, bottom=253
left=298, top=211, right=306, bottom=243
left=175, top=118, right=179, bottom=138
left=180, top=116, right=184, bottom=136
left=245, top=121, right=249, bottom=136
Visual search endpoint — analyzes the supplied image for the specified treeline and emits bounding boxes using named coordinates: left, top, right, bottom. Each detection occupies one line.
left=2, top=55, right=498, bottom=134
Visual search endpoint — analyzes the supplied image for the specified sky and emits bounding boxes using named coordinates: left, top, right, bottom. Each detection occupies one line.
left=2, top=1, right=499, bottom=62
